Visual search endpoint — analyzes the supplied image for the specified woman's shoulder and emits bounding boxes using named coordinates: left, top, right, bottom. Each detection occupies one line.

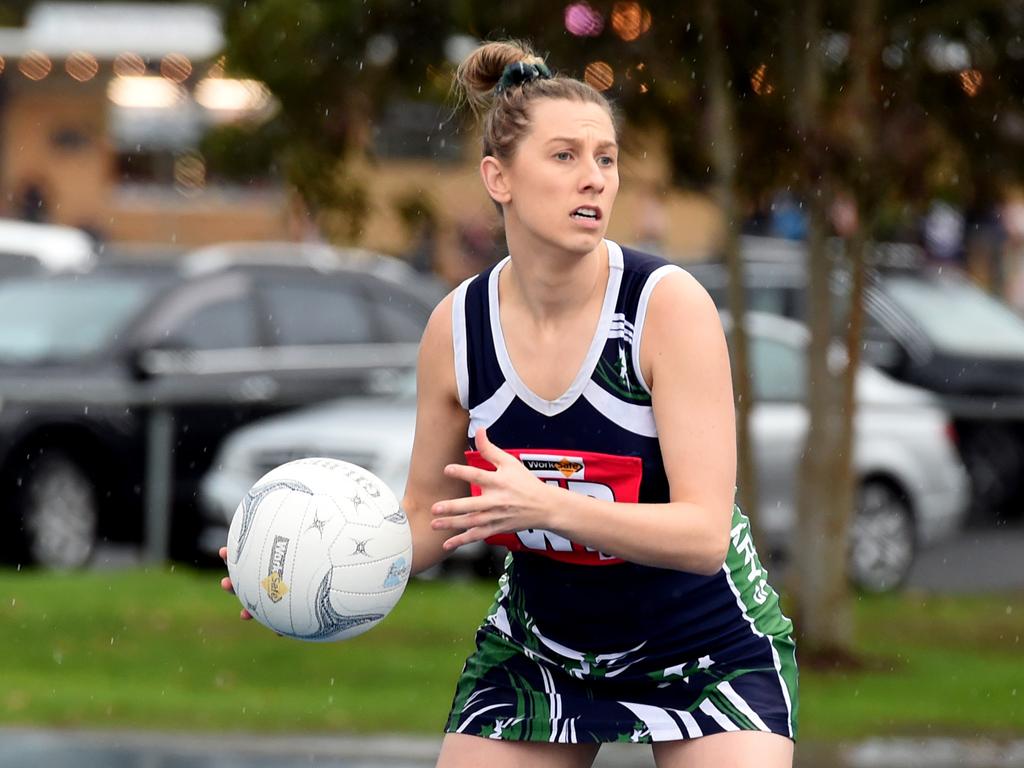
left=613, top=241, right=674, bottom=276
left=610, top=241, right=712, bottom=316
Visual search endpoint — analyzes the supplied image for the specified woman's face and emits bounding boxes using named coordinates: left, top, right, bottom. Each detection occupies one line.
left=497, top=97, right=619, bottom=256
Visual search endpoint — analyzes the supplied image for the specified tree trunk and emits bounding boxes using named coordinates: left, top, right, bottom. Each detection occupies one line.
left=788, top=0, right=856, bottom=655
left=837, top=0, right=881, bottom=601
left=697, top=0, right=762, bottom=543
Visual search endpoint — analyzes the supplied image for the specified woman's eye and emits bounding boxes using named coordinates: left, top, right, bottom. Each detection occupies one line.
left=598, top=155, right=616, bottom=167
left=555, top=151, right=573, bottom=161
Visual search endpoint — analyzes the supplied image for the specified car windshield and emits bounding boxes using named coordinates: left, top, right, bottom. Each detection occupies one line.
left=883, top=271, right=1024, bottom=358
left=0, top=275, right=166, bottom=363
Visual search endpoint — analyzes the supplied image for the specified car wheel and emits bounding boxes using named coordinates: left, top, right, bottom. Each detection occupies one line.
left=848, top=480, right=915, bottom=593
left=16, top=451, right=99, bottom=569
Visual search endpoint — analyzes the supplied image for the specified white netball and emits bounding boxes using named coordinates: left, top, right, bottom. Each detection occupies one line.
left=225, top=458, right=412, bottom=642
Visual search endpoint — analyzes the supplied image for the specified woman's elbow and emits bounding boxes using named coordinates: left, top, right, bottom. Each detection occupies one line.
left=685, top=528, right=731, bottom=576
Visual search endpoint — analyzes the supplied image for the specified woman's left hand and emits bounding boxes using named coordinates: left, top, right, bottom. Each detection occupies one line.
left=431, top=428, right=552, bottom=551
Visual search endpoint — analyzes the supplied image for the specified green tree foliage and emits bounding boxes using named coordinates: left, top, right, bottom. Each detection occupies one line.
left=220, top=0, right=456, bottom=234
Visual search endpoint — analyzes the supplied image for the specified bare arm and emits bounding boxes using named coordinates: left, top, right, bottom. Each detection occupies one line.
left=403, top=292, right=473, bottom=575
left=431, top=271, right=735, bottom=575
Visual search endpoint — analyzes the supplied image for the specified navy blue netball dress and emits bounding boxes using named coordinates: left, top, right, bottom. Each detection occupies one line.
left=444, top=240, right=798, bottom=744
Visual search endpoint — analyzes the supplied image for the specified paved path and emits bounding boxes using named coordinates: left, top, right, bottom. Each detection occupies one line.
left=2, top=727, right=1023, bottom=768
left=906, top=522, right=1024, bottom=593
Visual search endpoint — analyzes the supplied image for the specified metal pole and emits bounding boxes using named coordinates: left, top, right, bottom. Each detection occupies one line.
left=144, top=406, right=174, bottom=563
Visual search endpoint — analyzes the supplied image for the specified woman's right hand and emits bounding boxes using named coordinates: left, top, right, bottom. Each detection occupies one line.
left=219, top=546, right=253, bottom=620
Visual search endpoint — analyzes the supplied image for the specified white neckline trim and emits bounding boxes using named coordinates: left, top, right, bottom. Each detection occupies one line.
left=488, top=240, right=624, bottom=417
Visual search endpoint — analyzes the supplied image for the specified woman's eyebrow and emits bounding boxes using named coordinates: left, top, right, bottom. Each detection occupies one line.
left=545, top=137, right=619, bottom=150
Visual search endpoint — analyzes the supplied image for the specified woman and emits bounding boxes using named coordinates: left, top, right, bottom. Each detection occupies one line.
left=224, top=39, right=797, bottom=768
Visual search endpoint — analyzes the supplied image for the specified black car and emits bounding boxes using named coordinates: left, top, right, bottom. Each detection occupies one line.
left=0, top=244, right=442, bottom=568
left=687, top=235, right=1024, bottom=522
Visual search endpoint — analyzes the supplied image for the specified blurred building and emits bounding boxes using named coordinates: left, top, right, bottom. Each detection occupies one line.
left=0, top=2, right=290, bottom=246
left=0, top=3, right=721, bottom=276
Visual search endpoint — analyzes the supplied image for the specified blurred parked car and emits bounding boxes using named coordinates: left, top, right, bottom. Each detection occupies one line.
left=0, top=242, right=442, bottom=568
left=0, top=218, right=95, bottom=278
left=689, top=236, right=1024, bottom=522
left=200, top=312, right=969, bottom=592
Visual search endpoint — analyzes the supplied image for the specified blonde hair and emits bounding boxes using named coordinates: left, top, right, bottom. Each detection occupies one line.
left=452, top=39, right=618, bottom=160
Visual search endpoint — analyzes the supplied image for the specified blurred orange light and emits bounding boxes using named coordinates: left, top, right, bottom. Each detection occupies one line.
left=639, top=82, right=649, bottom=94
left=19, top=51, right=51, bottom=81
left=65, top=52, right=99, bottom=82
left=959, top=68, right=982, bottom=97
left=610, top=2, right=652, bottom=42
left=174, top=152, right=206, bottom=196
left=584, top=61, right=615, bottom=92
left=207, top=55, right=226, bottom=79
left=114, top=52, right=146, bottom=78
left=0, top=56, right=5, bottom=76
left=161, top=53, right=192, bottom=83
left=751, top=63, right=774, bottom=95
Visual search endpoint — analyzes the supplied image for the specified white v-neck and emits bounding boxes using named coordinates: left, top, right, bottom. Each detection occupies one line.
left=488, top=240, right=624, bottom=416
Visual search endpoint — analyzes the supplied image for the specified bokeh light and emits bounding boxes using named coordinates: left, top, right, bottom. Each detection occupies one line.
left=108, top=76, right=186, bottom=108
left=0, top=56, right=5, bottom=76
left=18, top=51, right=52, bottom=81
left=161, top=53, right=192, bottom=83
left=65, top=52, right=99, bottom=82
left=584, top=61, right=615, bottom=92
left=959, top=68, right=982, bottom=97
left=207, top=55, right=226, bottom=79
left=113, top=52, right=146, bottom=78
left=174, top=151, right=206, bottom=195
left=610, top=2, right=652, bottom=42
left=565, top=2, right=604, bottom=37
left=751, top=63, right=774, bottom=95
left=195, top=78, right=273, bottom=112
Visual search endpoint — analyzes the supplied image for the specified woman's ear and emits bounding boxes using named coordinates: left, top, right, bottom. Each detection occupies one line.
left=480, top=156, right=512, bottom=206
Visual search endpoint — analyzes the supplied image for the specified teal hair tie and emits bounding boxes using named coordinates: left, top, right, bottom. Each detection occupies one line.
left=495, top=61, right=552, bottom=94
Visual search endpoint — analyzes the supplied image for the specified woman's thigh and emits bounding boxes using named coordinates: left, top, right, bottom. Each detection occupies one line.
left=437, top=733, right=601, bottom=768
left=652, top=731, right=793, bottom=768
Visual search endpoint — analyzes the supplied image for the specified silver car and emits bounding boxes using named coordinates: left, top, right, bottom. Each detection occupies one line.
left=200, top=312, right=970, bottom=591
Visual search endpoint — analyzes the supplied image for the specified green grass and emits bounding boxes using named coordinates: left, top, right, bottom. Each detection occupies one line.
left=798, top=591, right=1023, bottom=740
left=0, top=567, right=1020, bottom=740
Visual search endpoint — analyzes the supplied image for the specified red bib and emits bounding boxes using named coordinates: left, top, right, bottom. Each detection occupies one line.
left=466, top=448, right=643, bottom=565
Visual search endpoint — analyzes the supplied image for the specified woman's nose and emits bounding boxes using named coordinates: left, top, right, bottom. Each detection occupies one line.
left=580, top=158, right=606, bottom=192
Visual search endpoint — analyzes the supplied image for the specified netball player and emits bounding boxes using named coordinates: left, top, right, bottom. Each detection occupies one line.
left=222, top=37, right=797, bottom=768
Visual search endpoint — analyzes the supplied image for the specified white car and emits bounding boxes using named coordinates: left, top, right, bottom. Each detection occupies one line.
left=0, top=218, right=96, bottom=278
left=201, top=312, right=970, bottom=591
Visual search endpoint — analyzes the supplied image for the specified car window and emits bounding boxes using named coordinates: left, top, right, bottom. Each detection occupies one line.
left=883, top=272, right=1024, bottom=357
left=0, top=252, right=43, bottom=278
left=0, top=275, right=164, bottom=363
left=163, top=296, right=258, bottom=350
left=374, top=299, right=427, bottom=342
left=365, top=280, right=432, bottom=342
left=264, top=279, right=375, bottom=345
left=749, top=336, right=806, bottom=401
